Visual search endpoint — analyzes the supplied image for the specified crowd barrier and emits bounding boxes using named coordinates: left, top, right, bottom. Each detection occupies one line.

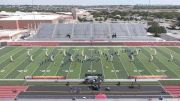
left=7, top=41, right=180, bottom=46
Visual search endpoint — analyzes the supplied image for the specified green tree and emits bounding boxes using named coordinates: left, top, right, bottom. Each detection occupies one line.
left=147, top=22, right=167, bottom=37
left=176, top=16, right=180, bottom=26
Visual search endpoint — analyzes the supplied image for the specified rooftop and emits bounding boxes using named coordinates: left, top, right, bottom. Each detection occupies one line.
left=0, top=14, right=61, bottom=21
left=0, top=30, right=28, bottom=37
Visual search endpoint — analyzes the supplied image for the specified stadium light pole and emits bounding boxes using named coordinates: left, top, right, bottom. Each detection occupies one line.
left=31, top=0, right=36, bottom=31
left=16, top=0, right=21, bottom=31
left=147, top=0, right=151, bottom=20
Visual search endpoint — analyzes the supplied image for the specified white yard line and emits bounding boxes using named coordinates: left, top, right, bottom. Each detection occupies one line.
left=28, top=49, right=54, bottom=77
left=15, top=48, right=40, bottom=78
left=54, top=49, right=67, bottom=76
left=142, top=47, right=166, bottom=76
left=145, top=48, right=179, bottom=77
left=164, top=47, right=180, bottom=70
left=42, top=48, right=60, bottom=76
left=2, top=50, right=28, bottom=79
left=41, top=48, right=57, bottom=76
left=136, top=54, right=154, bottom=76
left=0, top=47, right=25, bottom=61
left=144, top=47, right=171, bottom=76
left=90, top=49, right=93, bottom=73
left=113, top=47, right=130, bottom=77
left=78, top=49, right=84, bottom=79
left=106, top=50, right=118, bottom=79
left=78, top=60, right=83, bottom=79
left=66, top=49, right=78, bottom=78
left=99, top=48, right=106, bottom=79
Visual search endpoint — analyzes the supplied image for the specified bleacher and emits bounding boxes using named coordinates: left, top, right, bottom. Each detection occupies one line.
left=30, top=23, right=156, bottom=41
left=53, top=23, right=73, bottom=40
left=34, top=23, right=55, bottom=39
left=73, top=23, right=91, bottom=40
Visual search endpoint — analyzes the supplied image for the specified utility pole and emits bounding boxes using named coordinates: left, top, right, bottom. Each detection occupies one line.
left=147, top=0, right=151, bottom=19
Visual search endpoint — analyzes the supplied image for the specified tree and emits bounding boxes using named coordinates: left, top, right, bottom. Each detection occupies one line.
left=176, top=16, right=180, bottom=27
left=147, top=22, right=167, bottom=37
left=78, top=17, right=88, bottom=22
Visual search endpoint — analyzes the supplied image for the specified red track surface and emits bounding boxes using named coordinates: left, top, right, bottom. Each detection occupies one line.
left=0, top=86, right=27, bottom=99
left=164, top=86, right=180, bottom=98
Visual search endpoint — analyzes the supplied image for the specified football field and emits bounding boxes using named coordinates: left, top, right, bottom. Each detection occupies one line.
left=0, top=46, right=180, bottom=79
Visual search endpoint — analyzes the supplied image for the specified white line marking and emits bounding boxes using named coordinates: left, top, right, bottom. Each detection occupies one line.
left=99, top=48, right=106, bottom=79
left=113, top=47, right=130, bottom=77
left=78, top=49, right=84, bottom=79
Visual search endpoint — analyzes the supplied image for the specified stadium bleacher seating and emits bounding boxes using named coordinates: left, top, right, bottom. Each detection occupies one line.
left=29, top=23, right=156, bottom=41
left=35, top=23, right=55, bottom=39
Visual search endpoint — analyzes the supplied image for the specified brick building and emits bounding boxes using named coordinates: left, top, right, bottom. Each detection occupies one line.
left=0, top=12, right=62, bottom=29
left=0, top=30, right=28, bottom=40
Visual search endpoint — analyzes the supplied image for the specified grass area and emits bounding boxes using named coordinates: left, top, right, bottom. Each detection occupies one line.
left=0, top=46, right=180, bottom=80
left=160, top=80, right=180, bottom=85
left=0, top=80, right=25, bottom=86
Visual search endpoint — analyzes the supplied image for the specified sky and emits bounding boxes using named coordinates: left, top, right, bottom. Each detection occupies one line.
left=0, top=0, right=180, bottom=5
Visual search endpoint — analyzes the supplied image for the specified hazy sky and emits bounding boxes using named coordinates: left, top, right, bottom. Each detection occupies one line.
left=0, top=0, right=180, bottom=5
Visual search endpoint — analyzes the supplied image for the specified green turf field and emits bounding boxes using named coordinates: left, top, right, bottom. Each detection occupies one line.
left=0, top=46, right=180, bottom=79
